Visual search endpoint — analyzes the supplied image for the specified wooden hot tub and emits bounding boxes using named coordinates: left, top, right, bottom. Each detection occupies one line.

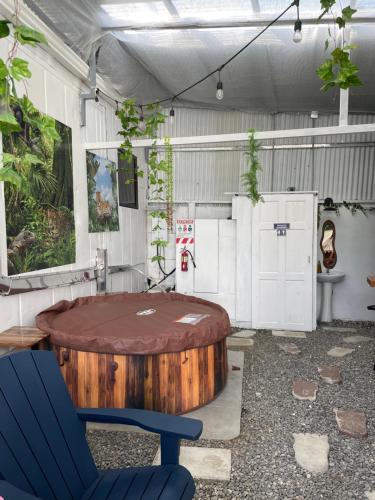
left=36, top=293, right=230, bottom=414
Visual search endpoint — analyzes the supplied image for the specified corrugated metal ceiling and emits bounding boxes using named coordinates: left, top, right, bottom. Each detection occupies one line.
left=24, top=0, right=375, bottom=113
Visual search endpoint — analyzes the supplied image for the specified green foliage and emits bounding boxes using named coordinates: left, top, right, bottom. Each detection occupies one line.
left=0, top=20, right=10, bottom=38
left=317, top=1, right=362, bottom=91
left=14, top=25, right=47, bottom=46
left=117, top=99, right=171, bottom=264
left=10, top=58, right=31, bottom=80
left=164, top=137, right=174, bottom=232
left=317, top=201, right=374, bottom=227
left=317, top=45, right=362, bottom=91
left=241, top=129, right=263, bottom=205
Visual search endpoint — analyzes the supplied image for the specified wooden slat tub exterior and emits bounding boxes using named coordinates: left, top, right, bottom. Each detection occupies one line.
left=52, top=339, right=228, bottom=415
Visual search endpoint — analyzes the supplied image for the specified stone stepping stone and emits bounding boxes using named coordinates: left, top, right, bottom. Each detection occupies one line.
left=278, top=343, right=301, bottom=355
left=366, top=492, right=375, bottom=500
left=293, top=380, right=318, bottom=401
left=323, top=326, right=357, bottom=333
left=293, top=433, right=329, bottom=474
left=343, top=335, right=373, bottom=344
left=273, top=330, right=306, bottom=339
left=318, top=365, right=342, bottom=384
left=335, top=409, right=368, bottom=438
left=227, top=337, right=254, bottom=347
left=153, top=446, right=231, bottom=481
left=327, top=346, right=354, bottom=357
left=232, top=329, right=256, bottom=339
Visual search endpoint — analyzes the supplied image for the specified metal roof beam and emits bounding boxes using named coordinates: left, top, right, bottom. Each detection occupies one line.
left=84, top=123, right=375, bottom=150
left=103, top=16, right=375, bottom=31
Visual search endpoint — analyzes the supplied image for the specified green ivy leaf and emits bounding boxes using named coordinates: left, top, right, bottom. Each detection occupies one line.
left=316, top=59, right=334, bottom=81
left=0, top=113, right=21, bottom=134
left=341, top=6, right=357, bottom=23
left=9, top=58, right=32, bottom=81
left=0, top=166, right=22, bottom=188
left=336, top=16, right=345, bottom=29
left=151, top=255, right=165, bottom=262
left=0, top=59, right=8, bottom=79
left=0, top=20, right=10, bottom=39
left=14, top=25, right=47, bottom=46
left=2, top=153, right=17, bottom=165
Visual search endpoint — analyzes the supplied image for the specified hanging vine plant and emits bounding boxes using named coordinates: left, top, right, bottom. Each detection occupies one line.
left=316, top=1, right=362, bottom=91
left=117, top=99, right=174, bottom=264
left=0, top=13, right=58, bottom=189
left=241, top=128, right=263, bottom=205
left=318, top=200, right=374, bottom=227
left=164, top=136, right=174, bottom=233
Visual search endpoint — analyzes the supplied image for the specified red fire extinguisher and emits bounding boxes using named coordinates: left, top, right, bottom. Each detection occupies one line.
left=180, top=247, right=196, bottom=272
left=181, top=249, right=189, bottom=272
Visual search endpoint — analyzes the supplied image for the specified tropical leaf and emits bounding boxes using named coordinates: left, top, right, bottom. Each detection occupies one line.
left=0, top=20, right=10, bottom=38
left=0, top=113, right=21, bottom=133
left=14, top=25, right=47, bottom=46
left=0, top=166, right=22, bottom=188
left=10, top=58, right=31, bottom=81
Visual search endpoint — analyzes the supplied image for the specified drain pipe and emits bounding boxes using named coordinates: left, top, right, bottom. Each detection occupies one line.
left=311, top=111, right=318, bottom=190
left=80, top=48, right=101, bottom=127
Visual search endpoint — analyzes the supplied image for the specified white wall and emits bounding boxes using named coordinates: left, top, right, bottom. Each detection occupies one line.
left=0, top=35, right=147, bottom=333
left=317, top=209, right=375, bottom=322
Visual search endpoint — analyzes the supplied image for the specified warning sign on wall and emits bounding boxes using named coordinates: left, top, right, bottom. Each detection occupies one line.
left=176, top=219, right=194, bottom=245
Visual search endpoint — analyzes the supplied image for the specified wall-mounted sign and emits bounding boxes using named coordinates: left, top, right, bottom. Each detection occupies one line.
left=176, top=219, right=194, bottom=245
left=274, top=223, right=290, bottom=236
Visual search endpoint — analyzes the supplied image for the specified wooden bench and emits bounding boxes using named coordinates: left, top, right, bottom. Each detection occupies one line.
left=0, top=326, right=49, bottom=352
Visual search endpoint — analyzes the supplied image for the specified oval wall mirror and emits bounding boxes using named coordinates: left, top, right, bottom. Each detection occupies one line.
left=320, top=219, right=337, bottom=270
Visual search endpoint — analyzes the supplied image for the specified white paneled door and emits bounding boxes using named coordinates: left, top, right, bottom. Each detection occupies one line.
left=252, top=193, right=316, bottom=331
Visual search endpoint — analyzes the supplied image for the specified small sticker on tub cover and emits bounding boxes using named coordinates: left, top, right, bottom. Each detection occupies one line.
left=175, top=313, right=210, bottom=325
left=136, top=309, right=156, bottom=316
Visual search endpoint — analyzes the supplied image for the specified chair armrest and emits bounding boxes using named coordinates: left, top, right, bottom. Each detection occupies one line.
left=77, top=408, right=202, bottom=441
left=0, top=481, right=43, bottom=499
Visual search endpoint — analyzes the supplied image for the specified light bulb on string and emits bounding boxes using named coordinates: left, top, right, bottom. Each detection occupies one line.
left=216, top=71, right=224, bottom=100
left=169, top=106, right=175, bottom=125
left=293, top=19, right=302, bottom=43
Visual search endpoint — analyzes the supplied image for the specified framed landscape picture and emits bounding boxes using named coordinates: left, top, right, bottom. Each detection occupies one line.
left=86, top=151, right=120, bottom=233
left=3, top=112, right=75, bottom=275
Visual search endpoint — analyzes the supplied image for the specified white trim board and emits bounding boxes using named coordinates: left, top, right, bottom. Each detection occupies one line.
left=84, top=123, right=375, bottom=150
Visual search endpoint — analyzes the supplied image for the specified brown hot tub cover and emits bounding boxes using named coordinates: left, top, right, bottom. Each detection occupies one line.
left=36, top=292, right=231, bottom=355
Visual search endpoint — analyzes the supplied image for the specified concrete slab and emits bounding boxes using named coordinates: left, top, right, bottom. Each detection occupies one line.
left=88, top=350, right=244, bottom=441
left=293, top=433, right=329, bottom=474
left=187, top=350, right=244, bottom=440
left=292, top=380, right=319, bottom=401
left=322, top=326, right=357, bottom=333
left=327, top=347, right=354, bottom=357
left=227, top=337, right=254, bottom=347
left=272, top=330, right=306, bottom=339
left=343, top=335, right=373, bottom=344
left=232, top=329, right=256, bottom=338
left=335, top=409, right=368, bottom=438
left=318, top=365, right=342, bottom=384
left=365, top=492, right=375, bottom=500
left=153, top=446, right=231, bottom=481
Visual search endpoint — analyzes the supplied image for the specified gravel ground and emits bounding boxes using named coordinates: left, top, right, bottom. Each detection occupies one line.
left=88, top=322, right=375, bottom=499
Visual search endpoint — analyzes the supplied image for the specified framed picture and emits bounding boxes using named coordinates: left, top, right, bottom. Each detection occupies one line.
left=4, top=114, right=75, bottom=274
left=86, top=151, right=120, bottom=233
left=118, top=151, right=138, bottom=209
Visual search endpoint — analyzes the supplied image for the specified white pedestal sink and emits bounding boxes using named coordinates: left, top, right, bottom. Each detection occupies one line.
left=317, top=271, right=345, bottom=322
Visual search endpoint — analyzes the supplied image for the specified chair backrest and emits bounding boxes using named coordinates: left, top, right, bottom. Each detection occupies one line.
left=0, top=350, right=98, bottom=500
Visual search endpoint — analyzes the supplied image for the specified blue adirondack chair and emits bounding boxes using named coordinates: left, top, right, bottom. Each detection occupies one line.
left=0, top=350, right=203, bottom=499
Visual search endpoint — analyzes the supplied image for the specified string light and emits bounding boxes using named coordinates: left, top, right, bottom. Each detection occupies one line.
left=169, top=104, right=175, bottom=125
left=216, top=71, right=224, bottom=100
left=96, top=1, right=298, bottom=111
left=139, top=105, right=144, bottom=121
left=293, top=0, right=302, bottom=43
